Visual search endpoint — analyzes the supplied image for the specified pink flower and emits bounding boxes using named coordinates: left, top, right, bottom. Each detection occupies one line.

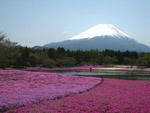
left=6, top=78, right=150, bottom=113
left=0, top=69, right=101, bottom=112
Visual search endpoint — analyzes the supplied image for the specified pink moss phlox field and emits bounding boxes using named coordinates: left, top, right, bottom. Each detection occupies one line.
left=7, top=78, right=150, bottom=113
left=0, top=69, right=101, bottom=111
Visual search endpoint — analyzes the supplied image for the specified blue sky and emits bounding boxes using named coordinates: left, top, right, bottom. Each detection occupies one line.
left=0, top=0, right=149, bottom=47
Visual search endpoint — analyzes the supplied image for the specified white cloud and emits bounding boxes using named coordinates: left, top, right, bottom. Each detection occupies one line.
left=63, top=31, right=74, bottom=38
left=63, top=32, right=68, bottom=34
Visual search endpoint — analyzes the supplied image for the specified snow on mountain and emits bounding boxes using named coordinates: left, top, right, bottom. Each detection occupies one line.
left=38, top=24, right=150, bottom=52
left=70, top=24, right=131, bottom=40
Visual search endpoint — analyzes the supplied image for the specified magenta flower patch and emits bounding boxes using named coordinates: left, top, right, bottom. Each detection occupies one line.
left=6, top=78, right=150, bottom=113
left=0, top=69, right=101, bottom=111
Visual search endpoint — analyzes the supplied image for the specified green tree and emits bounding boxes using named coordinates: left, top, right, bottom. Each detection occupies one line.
left=42, top=58, right=56, bottom=68
left=103, top=56, right=118, bottom=65
left=123, top=57, right=136, bottom=66
left=57, top=47, right=66, bottom=58
left=136, top=54, right=150, bottom=67
left=0, top=33, right=17, bottom=68
left=47, top=48, right=57, bottom=59
left=29, top=53, right=39, bottom=66
left=136, top=57, right=147, bottom=66
left=56, top=57, right=77, bottom=67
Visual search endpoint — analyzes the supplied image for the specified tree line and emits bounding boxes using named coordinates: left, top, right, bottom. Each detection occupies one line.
left=1, top=33, right=150, bottom=68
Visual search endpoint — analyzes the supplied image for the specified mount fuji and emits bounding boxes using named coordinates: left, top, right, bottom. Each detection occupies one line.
left=40, top=24, right=150, bottom=52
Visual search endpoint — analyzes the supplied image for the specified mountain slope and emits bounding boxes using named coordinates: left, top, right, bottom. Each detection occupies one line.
left=41, top=24, right=150, bottom=52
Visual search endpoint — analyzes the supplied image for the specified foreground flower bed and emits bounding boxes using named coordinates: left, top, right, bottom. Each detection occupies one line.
left=7, top=78, right=150, bottom=113
left=0, top=69, right=101, bottom=112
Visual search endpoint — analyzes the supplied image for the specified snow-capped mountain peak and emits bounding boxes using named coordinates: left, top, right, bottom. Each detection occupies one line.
left=41, top=24, right=150, bottom=52
left=70, top=24, right=131, bottom=40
